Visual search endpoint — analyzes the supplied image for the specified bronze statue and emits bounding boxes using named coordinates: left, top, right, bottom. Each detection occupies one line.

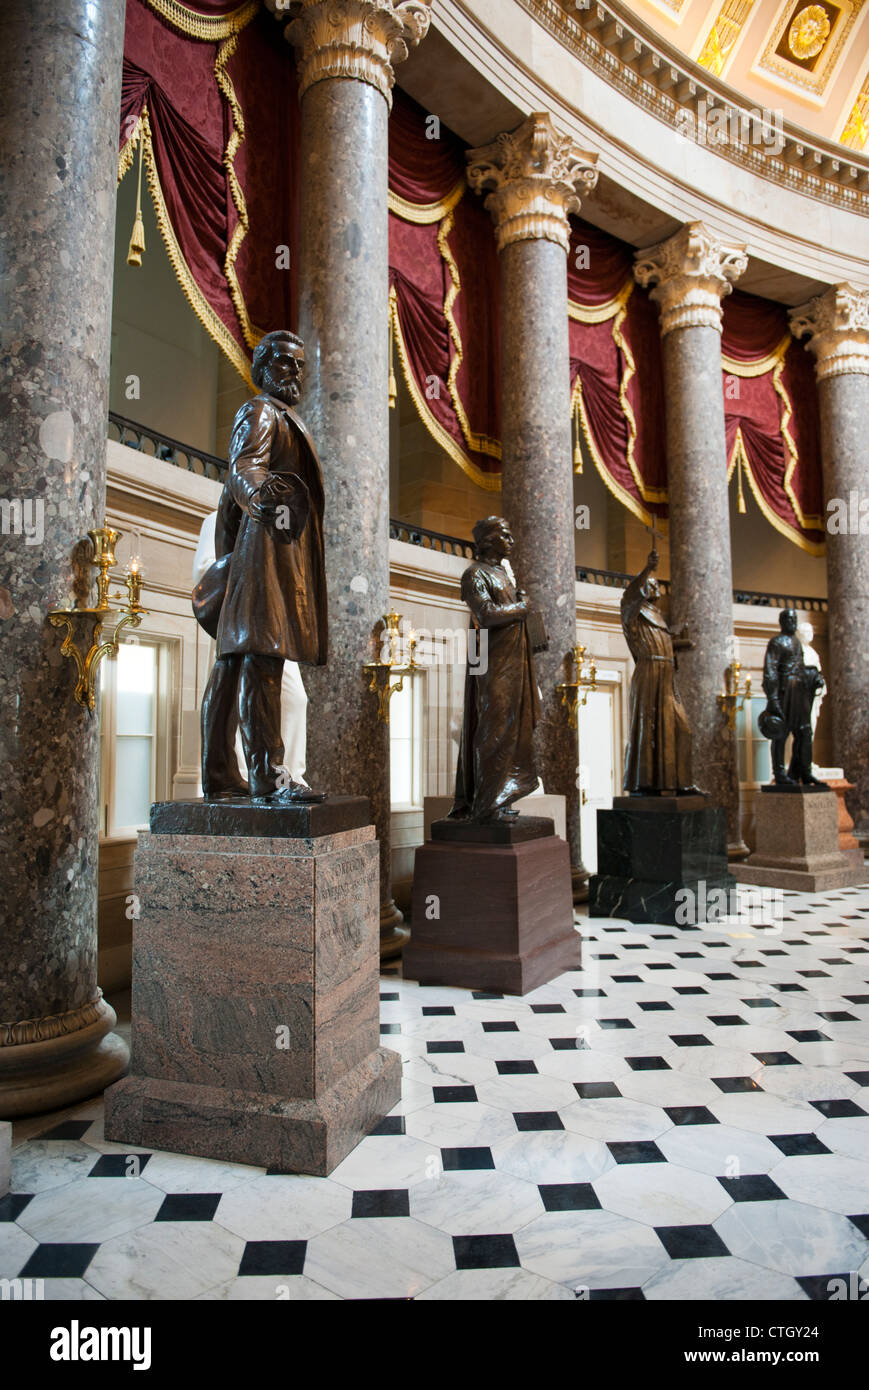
left=622, top=550, right=699, bottom=795
left=449, top=517, right=539, bottom=822
left=193, top=330, right=327, bottom=802
left=759, top=608, right=827, bottom=787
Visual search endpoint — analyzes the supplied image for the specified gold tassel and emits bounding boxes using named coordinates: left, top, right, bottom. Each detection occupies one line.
left=737, top=447, right=747, bottom=513
left=127, top=129, right=146, bottom=267
left=572, top=400, right=583, bottom=473
left=388, top=310, right=397, bottom=409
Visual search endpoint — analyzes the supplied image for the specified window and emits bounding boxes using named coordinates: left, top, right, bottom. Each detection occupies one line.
left=389, top=673, right=423, bottom=809
left=737, top=694, right=772, bottom=785
left=100, top=640, right=167, bottom=836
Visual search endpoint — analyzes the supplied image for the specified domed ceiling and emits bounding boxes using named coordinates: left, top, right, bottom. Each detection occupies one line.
left=607, top=0, right=868, bottom=147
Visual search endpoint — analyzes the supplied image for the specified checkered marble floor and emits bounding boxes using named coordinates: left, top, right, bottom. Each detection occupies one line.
left=3, top=882, right=869, bottom=1301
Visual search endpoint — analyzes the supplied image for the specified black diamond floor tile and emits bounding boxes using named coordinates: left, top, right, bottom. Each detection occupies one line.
left=238, top=1241, right=306, bottom=1277
left=453, top=1234, right=520, bottom=1270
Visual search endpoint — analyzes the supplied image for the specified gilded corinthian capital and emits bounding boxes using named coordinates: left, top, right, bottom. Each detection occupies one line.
left=267, top=0, right=431, bottom=106
left=466, top=113, right=598, bottom=254
left=633, top=221, right=747, bottom=336
left=789, top=284, right=869, bottom=381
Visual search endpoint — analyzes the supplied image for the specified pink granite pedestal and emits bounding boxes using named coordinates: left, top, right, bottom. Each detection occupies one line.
left=104, top=817, right=400, bottom=1176
left=738, top=790, right=865, bottom=892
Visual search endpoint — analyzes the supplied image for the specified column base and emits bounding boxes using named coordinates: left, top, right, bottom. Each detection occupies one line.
left=1, top=1121, right=12, bottom=1197
left=571, top=865, right=590, bottom=905
left=0, top=996, right=129, bottom=1119
left=105, top=1047, right=401, bottom=1178
left=380, top=900, right=409, bottom=960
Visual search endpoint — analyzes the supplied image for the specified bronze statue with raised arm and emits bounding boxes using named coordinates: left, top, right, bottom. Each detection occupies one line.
left=193, top=329, right=327, bottom=803
left=449, top=516, right=540, bottom=822
left=621, top=549, right=700, bottom=795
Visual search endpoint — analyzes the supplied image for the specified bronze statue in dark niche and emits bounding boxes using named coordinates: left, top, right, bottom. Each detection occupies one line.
left=759, top=608, right=827, bottom=787
left=621, top=549, right=700, bottom=795
left=449, top=516, right=541, bottom=823
left=193, top=330, right=327, bottom=802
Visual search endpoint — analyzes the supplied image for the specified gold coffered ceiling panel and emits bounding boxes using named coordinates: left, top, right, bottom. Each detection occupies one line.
left=759, top=0, right=862, bottom=95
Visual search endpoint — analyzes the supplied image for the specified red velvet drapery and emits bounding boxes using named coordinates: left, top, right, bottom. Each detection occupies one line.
left=721, top=290, right=824, bottom=554
left=387, top=90, right=501, bottom=488
left=119, top=0, right=298, bottom=382
left=568, top=218, right=667, bottom=526
left=117, top=13, right=824, bottom=552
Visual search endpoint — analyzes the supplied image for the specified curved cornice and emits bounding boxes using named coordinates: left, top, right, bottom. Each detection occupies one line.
left=424, top=0, right=869, bottom=294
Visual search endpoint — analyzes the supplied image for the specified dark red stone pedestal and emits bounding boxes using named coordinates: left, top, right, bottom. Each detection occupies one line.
left=404, top=831, right=579, bottom=995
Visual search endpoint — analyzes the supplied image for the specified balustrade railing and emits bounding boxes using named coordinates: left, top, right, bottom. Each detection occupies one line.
left=108, top=415, right=828, bottom=614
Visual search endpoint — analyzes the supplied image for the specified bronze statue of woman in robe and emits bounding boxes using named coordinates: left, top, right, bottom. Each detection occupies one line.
left=449, top=517, right=540, bottom=822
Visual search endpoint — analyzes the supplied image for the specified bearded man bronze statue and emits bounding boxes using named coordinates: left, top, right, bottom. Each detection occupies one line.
left=193, top=330, right=327, bottom=802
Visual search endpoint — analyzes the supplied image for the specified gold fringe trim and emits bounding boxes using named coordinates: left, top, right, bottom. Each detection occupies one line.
left=437, top=206, right=502, bottom=461
left=568, top=279, right=633, bottom=324
left=390, top=286, right=500, bottom=492
left=773, top=357, right=824, bottom=532
left=125, top=107, right=254, bottom=386
left=388, top=180, right=466, bottom=224
left=727, top=428, right=825, bottom=556
left=215, top=33, right=260, bottom=351
left=571, top=370, right=668, bottom=533
left=143, top=0, right=259, bottom=40
left=611, top=287, right=667, bottom=505
left=721, top=334, right=791, bottom=378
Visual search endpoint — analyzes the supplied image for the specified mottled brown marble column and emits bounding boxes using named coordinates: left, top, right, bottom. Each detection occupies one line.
left=467, top=115, right=598, bottom=899
left=634, top=223, right=748, bottom=852
left=273, top=0, right=430, bottom=955
left=0, top=0, right=128, bottom=1114
left=791, top=286, right=869, bottom=833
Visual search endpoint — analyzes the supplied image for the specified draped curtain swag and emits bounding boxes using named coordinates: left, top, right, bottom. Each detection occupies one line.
left=117, top=4, right=823, bottom=552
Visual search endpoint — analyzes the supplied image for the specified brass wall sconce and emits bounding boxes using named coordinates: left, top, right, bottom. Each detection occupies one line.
left=48, top=522, right=147, bottom=712
left=556, top=643, right=597, bottom=729
left=363, top=608, right=420, bottom=724
left=717, top=659, right=752, bottom=730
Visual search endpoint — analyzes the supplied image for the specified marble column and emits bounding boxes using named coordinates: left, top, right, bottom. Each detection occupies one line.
left=790, top=285, right=869, bottom=833
left=272, top=0, right=430, bottom=956
left=0, top=1, right=128, bottom=1114
left=634, top=223, right=748, bottom=851
left=467, top=115, right=598, bottom=899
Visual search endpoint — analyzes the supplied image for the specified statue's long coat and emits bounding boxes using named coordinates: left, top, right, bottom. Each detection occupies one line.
left=621, top=577, right=692, bottom=793
left=193, top=393, right=327, bottom=665
left=451, top=560, right=539, bottom=819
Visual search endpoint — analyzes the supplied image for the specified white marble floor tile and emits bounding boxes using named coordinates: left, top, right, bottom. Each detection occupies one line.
left=816, top=1117, right=869, bottom=1161
left=410, top=1169, right=544, bottom=1235
left=417, top=1267, right=575, bottom=1300
left=708, top=1093, right=824, bottom=1135
left=198, top=1275, right=339, bottom=1300
left=213, top=1175, right=351, bottom=1241
left=404, top=1101, right=522, bottom=1149
left=304, top=1217, right=455, bottom=1299
left=85, top=1220, right=245, bottom=1300
left=769, top=1154, right=869, bottom=1215
left=10, top=1141, right=98, bottom=1194
left=491, top=1129, right=615, bottom=1184
left=0, top=1222, right=38, bottom=1276
left=139, top=1150, right=264, bottom=1194
left=714, top=1200, right=869, bottom=1277
left=643, top=1256, right=807, bottom=1301
left=515, top=1209, right=669, bottom=1289
left=560, top=1097, right=673, bottom=1142
left=17, top=1177, right=163, bottom=1245
left=594, top=1161, right=732, bottom=1226
left=657, top=1123, right=784, bottom=1176
left=328, top=1134, right=439, bottom=1191
left=44, top=1278, right=107, bottom=1300
left=472, top=1074, right=580, bottom=1113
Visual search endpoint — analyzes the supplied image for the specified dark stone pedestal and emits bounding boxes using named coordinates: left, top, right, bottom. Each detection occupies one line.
left=104, top=799, right=400, bottom=1176
left=150, top=795, right=368, bottom=839
left=403, top=826, right=579, bottom=995
left=589, top=796, right=735, bottom=925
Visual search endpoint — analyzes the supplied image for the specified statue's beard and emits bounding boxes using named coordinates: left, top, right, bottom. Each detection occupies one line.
left=264, top=372, right=300, bottom=404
